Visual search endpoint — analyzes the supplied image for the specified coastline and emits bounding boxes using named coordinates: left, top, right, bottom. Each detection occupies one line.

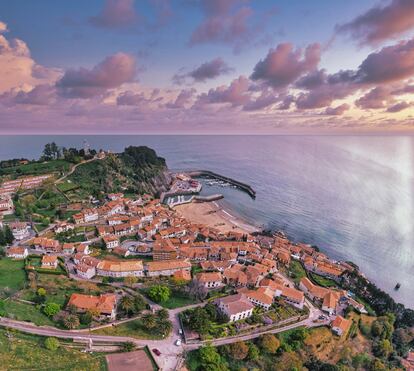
left=173, top=200, right=260, bottom=235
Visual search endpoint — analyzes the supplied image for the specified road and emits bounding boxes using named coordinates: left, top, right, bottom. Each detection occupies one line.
left=0, top=299, right=327, bottom=371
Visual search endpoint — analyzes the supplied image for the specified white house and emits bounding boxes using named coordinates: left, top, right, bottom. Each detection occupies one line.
left=195, top=272, right=223, bottom=288
left=10, top=222, right=30, bottom=240
left=96, top=260, right=144, bottom=278
left=75, top=263, right=96, bottom=279
left=6, top=246, right=28, bottom=259
left=103, top=235, right=119, bottom=250
left=216, top=294, right=254, bottom=322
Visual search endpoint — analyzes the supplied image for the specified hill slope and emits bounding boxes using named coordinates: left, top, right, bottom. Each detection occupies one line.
left=67, top=146, right=171, bottom=197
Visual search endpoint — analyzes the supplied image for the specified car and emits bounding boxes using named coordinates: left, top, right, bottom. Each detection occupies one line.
left=175, top=339, right=182, bottom=346
left=178, top=329, right=183, bottom=335
left=152, top=348, right=161, bottom=356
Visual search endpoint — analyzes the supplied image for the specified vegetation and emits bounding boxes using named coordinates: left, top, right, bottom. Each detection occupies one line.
left=0, top=258, right=26, bottom=292
left=309, top=272, right=337, bottom=287
left=288, top=260, right=306, bottom=284
left=67, top=146, right=169, bottom=198
left=0, top=328, right=106, bottom=370
left=44, top=337, right=60, bottom=351
left=147, top=285, right=171, bottom=303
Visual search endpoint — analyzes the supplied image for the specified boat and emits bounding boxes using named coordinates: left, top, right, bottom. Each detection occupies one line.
left=395, top=283, right=401, bottom=290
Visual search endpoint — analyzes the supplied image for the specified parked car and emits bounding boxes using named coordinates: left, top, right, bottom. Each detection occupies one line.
left=178, top=329, right=183, bottom=335
left=175, top=339, right=181, bottom=346
left=152, top=348, right=161, bottom=356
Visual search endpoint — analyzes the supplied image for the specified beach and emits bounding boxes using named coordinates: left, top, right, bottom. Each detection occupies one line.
left=173, top=201, right=258, bottom=235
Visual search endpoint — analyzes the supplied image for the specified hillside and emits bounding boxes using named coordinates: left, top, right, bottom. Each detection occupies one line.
left=67, top=146, right=171, bottom=197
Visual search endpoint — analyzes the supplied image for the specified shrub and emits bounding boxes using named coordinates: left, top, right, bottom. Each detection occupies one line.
left=43, top=302, right=60, bottom=317
left=259, top=333, right=280, bottom=354
left=148, top=285, right=171, bottom=303
left=44, top=337, right=59, bottom=351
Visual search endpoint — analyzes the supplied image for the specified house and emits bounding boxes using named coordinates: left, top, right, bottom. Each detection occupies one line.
left=75, top=263, right=96, bottom=279
left=113, top=247, right=130, bottom=257
left=103, top=235, right=119, bottom=250
left=83, top=209, right=99, bottom=223
left=195, top=272, right=223, bottom=288
left=223, top=266, right=248, bottom=287
left=244, top=287, right=274, bottom=310
left=216, top=294, right=254, bottom=322
left=62, top=243, right=75, bottom=255
left=0, top=196, right=14, bottom=215
left=322, top=291, right=340, bottom=315
left=145, top=259, right=191, bottom=277
left=107, top=193, right=124, bottom=201
left=152, top=240, right=177, bottom=260
left=76, top=243, right=90, bottom=255
left=73, top=213, right=84, bottom=225
left=96, top=260, right=144, bottom=277
left=299, top=277, right=329, bottom=301
left=402, top=352, right=414, bottom=371
left=67, top=293, right=117, bottom=320
left=331, top=315, right=352, bottom=336
left=54, top=222, right=74, bottom=234
left=41, top=255, right=58, bottom=269
left=6, top=246, right=28, bottom=259
left=172, top=269, right=192, bottom=282
left=32, top=237, right=60, bottom=252
left=10, top=222, right=30, bottom=240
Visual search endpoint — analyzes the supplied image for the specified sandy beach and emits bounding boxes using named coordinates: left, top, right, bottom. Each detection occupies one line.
left=173, top=201, right=259, bottom=234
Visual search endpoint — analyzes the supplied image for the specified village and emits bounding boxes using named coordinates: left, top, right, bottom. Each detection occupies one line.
left=0, top=171, right=366, bottom=334
left=0, top=157, right=412, bottom=371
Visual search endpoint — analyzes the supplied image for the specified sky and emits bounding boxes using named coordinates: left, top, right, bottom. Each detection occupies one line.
left=1, top=0, right=414, bottom=134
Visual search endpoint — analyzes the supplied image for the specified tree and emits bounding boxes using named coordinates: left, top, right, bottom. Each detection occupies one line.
left=134, top=295, right=147, bottom=313
left=373, top=339, right=393, bottom=359
left=155, top=318, right=173, bottom=337
left=156, top=308, right=169, bottom=321
left=0, top=229, right=6, bottom=246
left=142, top=313, right=157, bottom=329
left=63, top=314, right=80, bottom=329
left=121, top=341, right=136, bottom=352
left=43, top=302, right=61, bottom=317
left=259, top=334, right=280, bottom=354
left=199, top=344, right=228, bottom=371
left=124, top=276, right=138, bottom=287
left=187, top=307, right=211, bottom=335
left=248, top=343, right=260, bottom=361
left=148, top=285, right=170, bottom=303
left=44, top=337, right=59, bottom=351
left=0, top=299, right=6, bottom=316
left=187, top=280, right=208, bottom=301
left=272, top=351, right=303, bottom=371
left=80, top=312, right=93, bottom=326
left=227, top=341, right=249, bottom=360
left=119, top=296, right=135, bottom=316
left=37, top=288, right=46, bottom=297
left=4, top=226, right=14, bottom=244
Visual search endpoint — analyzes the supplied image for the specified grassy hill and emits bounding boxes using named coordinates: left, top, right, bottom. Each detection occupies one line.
left=67, top=146, right=171, bottom=198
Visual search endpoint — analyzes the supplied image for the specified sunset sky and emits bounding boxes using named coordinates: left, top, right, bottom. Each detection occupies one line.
left=1, top=0, right=414, bottom=134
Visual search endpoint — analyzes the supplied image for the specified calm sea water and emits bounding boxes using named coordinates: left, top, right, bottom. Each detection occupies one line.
left=0, top=135, right=413, bottom=307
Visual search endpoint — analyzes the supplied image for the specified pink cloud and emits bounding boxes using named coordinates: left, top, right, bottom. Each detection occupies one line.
left=386, top=101, right=412, bottom=112
left=251, top=43, right=321, bottom=88
left=355, top=87, right=394, bottom=109
left=323, top=103, right=350, bottom=116
left=57, top=53, right=137, bottom=98
left=196, top=75, right=251, bottom=107
left=173, top=57, right=233, bottom=84
left=338, top=0, right=414, bottom=45
left=89, top=0, right=139, bottom=29
left=190, top=0, right=255, bottom=48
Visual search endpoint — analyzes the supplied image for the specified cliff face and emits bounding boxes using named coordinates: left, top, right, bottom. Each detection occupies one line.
left=68, top=146, right=171, bottom=196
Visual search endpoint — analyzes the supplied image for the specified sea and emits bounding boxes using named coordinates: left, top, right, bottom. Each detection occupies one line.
left=0, top=135, right=413, bottom=308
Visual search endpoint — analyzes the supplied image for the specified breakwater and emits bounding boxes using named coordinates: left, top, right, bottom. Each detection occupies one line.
left=194, top=194, right=224, bottom=202
left=186, top=170, right=256, bottom=199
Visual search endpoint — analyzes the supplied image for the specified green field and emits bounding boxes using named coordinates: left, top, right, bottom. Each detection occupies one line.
left=92, top=319, right=164, bottom=340
left=309, top=272, right=337, bottom=287
left=288, top=260, right=307, bottom=284
left=0, top=328, right=107, bottom=370
left=0, top=259, right=26, bottom=291
left=3, top=300, right=54, bottom=326
left=57, top=180, right=79, bottom=192
left=0, top=159, right=71, bottom=177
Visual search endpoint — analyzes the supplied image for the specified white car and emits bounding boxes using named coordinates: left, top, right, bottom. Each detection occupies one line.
left=175, top=339, right=182, bottom=346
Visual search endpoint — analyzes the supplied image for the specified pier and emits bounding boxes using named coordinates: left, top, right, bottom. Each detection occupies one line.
left=186, top=170, right=256, bottom=199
